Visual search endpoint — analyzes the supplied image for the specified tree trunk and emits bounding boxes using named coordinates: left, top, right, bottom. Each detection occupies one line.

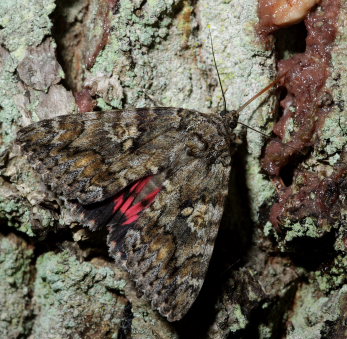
left=0, top=0, right=346, bottom=338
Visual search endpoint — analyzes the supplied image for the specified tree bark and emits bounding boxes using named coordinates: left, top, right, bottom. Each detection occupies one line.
left=0, top=0, right=346, bottom=338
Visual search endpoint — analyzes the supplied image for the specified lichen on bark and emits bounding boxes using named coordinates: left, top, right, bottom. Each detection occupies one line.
left=0, top=0, right=347, bottom=337
left=0, top=234, right=34, bottom=338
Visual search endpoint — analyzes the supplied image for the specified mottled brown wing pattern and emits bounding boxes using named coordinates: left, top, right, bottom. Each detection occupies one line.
left=108, top=157, right=230, bottom=321
left=16, top=107, right=235, bottom=321
left=17, top=108, right=183, bottom=204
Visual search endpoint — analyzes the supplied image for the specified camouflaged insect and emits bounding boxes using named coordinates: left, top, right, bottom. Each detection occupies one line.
left=16, top=106, right=241, bottom=322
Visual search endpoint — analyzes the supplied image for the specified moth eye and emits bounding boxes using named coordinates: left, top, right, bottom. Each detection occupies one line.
left=229, top=121, right=237, bottom=130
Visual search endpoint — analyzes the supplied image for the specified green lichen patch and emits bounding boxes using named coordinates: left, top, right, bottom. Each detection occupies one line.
left=0, top=234, right=34, bottom=338
left=91, top=0, right=177, bottom=77
left=283, top=217, right=324, bottom=243
left=0, top=48, right=22, bottom=153
left=0, top=196, right=35, bottom=236
left=31, top=251, right=128, bottom=338
left=86, top=0, right=185, bottom=109
left=317, top=111, right=347, bottom=163
left=0, top=0, right=55, bottom=59
left=228, top=304, right=248, bottom=333
left=286, top=284, right=347, bottom=339
left=31, top=251, right=178, bottom=338
left=246, top=159, right=276, bottom=222
left=314, top=254, right=347, bottom=292
left=0, top=0, right=64, bottom=152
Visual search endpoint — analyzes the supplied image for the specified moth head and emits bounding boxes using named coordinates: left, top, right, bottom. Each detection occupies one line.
left=220, top=109, right=239, bottom=131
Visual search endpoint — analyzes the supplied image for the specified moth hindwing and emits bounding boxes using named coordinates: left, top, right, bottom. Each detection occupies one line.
left=16, top=107, right=238, bottom=321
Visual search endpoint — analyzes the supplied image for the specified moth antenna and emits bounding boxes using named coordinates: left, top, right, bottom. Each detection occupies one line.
left=237, top=121, right=305, bottom=156
left=234, top=74, right=307, bottom=156
left=235, top=75, right=286, bottom=115
left=208, top=26, right=227, bottom=113
left=209, top=27, right=284, bottom=116
left=208, top=27, right=304, bottom=156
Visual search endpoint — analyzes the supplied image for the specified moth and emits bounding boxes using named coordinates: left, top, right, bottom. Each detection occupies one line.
left=15, top=76, right=281, bottom=322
